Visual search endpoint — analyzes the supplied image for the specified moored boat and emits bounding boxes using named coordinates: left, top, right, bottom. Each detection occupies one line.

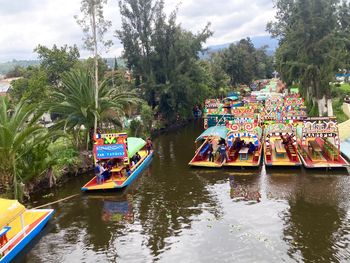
left=81, top=133, right=154, bottom=191
left=0, top=199, right=54, bottom=263
left=224, top=118, right=263, bottom=167
left=264, top=123, right=302, bottom=167
left=297, top=117, right=349, bottom=168
left=188, top=126, right=228, bottom=168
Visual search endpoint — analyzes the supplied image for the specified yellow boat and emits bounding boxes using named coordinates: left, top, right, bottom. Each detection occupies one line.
left=0, top=199, right=54, bottom=263
left=81, top=134, right=154, bottom=191
left=263, top=123, right=302, bottom=167
left=189, top=126, right=228, bottom=168
left=224, top=119, right=263, bottom=167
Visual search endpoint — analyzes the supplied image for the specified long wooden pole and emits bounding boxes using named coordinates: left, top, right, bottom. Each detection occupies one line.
left=32, top=194, right=79, bottom=209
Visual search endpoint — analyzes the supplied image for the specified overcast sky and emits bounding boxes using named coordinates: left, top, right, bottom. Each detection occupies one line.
left=0, top=0, right=275, bottom=62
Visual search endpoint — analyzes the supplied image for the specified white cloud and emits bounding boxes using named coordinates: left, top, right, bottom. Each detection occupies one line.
left=0, top=0, right=275, bottom=62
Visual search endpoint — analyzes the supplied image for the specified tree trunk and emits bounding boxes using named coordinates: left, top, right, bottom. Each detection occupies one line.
left=327, top=98, right=333, bottom=117
left=317, top=96, right=327, bottom=116
left=92, top=4, right=99, bottom=134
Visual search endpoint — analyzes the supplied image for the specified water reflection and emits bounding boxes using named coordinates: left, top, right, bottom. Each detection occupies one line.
left=229, top=175, right=261, bottom=203
left=18, top=121, right=350, bottom=262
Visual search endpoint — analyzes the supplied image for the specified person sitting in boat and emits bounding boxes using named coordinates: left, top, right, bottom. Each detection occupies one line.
left=107, top=159, right=116, bottom=170
left=146, top=138, right=153, bottom=155
left=248, top=141, right=255, bottom=154
left=233, top=137, right=242, bottom=150
left=102, top=162, right=111, bottom=181
left=207, top=141, right=214, bottom=162
left=125, top=165, right=131, bottom=177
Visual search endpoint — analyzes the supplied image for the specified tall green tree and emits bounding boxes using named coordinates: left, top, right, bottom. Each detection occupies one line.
left=267, top=0, right=349, bottom=116
left=117, top=0, right=212, bottom=120
left=221, top=38, right=273, bottom=85
left=34, top=44, right=80, bottom=85
left=75, top=0, right=112, bottom=134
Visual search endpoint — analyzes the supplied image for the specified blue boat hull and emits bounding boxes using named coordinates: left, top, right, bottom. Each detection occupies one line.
left=119, top=151, right=154, bottom=188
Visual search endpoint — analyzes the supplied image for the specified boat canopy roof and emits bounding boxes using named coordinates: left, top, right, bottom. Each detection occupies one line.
left=0, top=199, right=25, bottom=229
left=127, top=137, right=146, bottom=158
left=196, top=126, right=228, bottom=141
left=223, top=96, right=238, bottom=101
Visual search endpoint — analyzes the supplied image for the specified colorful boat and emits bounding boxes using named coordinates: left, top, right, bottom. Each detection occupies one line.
left=224, top=119, right=263, bottom=167
left=0, top=199, right=54, bottom=263
left=264, top=123, right=302, bottom=166
left=297, top=117, right=349, bottom=168
left=81, top=133, right=154, bottom=191
left=188, top=126, right=228, bottom=168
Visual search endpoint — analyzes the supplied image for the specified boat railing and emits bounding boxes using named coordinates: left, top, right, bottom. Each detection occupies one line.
left=0, top=225, right=29, bottom=254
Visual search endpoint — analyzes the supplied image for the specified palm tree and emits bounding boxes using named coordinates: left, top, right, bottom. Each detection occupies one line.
left=49, top=69, right=140, bottom=149
left=0, top=97, right=52, bottom=199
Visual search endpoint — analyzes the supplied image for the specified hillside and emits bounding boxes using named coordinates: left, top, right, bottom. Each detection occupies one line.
left=201, top=35, right=279, bottom=58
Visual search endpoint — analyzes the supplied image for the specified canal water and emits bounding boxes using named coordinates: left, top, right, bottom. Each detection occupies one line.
left=17, top=121, right=350, bottom=263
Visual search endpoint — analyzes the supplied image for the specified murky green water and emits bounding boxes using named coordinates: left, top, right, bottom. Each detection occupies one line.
left=17, top=121, right=350, bottom=262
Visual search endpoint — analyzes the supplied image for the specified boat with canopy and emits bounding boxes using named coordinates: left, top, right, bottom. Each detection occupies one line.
left=0, top=199, right=54, bottom=263
left=81, top=133, right=154, bottom=191
left=188, top=126, right=228, bottom=168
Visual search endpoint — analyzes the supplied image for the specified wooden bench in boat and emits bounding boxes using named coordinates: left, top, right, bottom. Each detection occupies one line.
left=253, top=150, right=260, bottom=162
left=275, top=140, right=286, bottom=158
left=308, top=140, right=322, bottom=159
left=265, top=145, right=272, bottom=161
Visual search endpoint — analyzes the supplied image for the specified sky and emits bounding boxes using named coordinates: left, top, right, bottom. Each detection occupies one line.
left=0, top=0, right=276, bottom=62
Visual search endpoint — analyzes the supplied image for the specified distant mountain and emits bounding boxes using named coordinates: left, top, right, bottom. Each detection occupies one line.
left=0, top=58, right=126, bottom=75
left=201, top=35, right=279, bottom=59
left=0, top=60, right=40, bottom=75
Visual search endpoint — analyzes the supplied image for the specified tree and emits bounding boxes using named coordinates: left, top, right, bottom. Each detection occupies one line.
left=0, top=97, right=54, bottom=199
left=267, top=0, right=348, bottom=116
left=220, top=38, right=273, bottom=86
left=9, top=67, right=49, bottom=105
left=35, top=44, right=80, bottom=85
left=48, top=69, right=140, bottom=149
left=75, top=0, right=112, bottom=134
left=117, top=0, right=213, bottom=121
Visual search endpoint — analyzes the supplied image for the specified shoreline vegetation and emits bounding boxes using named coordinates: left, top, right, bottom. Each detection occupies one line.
left=1, top=0, right=349, bottom=200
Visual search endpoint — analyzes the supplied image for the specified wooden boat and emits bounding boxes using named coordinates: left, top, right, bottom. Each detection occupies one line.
left=264, top=123, right=302, bottom=166
left=188, top=126, right=228, bottom=168
left=81, top=133, right=154, bottom=191
left=297, top=117, right=349, bottom=168
left=0, top=199, right=54, bottom=263
left=224, top=118, right=263, bottom=167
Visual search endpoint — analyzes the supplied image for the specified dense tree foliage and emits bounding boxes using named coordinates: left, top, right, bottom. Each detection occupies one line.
left=34, top=44, right=80, bottom=85
left=267, top=0, right=350, bottom=115
left=220, top=38, right=274, bottom=86
left=9, top=67, right=49, bottom=105
left=117, top=0, right=213, bottom=120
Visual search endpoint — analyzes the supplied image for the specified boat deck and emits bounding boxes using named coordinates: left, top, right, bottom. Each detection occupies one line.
left=189, top=139, right=224, bottom=168
left=225, top=147, right=262, bottom=167
left=264, top=138, right=302, bottom=167
left=299, top=139, right=349, bottom=168
left=6, top=210, right=49, bottom=241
